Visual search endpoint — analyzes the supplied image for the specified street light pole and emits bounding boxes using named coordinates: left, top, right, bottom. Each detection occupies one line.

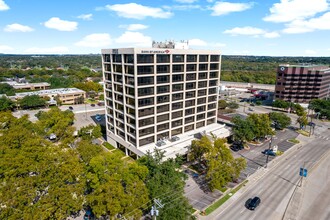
left=265, top=135, right=273, bottom=168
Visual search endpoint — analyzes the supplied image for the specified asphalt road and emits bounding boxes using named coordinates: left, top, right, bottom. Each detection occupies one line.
left=206, top=128, right=330, bottom=220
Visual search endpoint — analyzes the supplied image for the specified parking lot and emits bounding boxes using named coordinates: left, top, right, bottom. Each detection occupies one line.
left=233, top=129, right=299, bottom=179
left=73, top=109, right=105, bottom=130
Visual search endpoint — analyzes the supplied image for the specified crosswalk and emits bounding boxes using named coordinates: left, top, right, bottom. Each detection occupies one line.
left=315, top=135, right=329, bottom=140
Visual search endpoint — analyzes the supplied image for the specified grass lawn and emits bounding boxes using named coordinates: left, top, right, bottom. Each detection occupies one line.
left=102, top=142, right=115, bottom=150
left=205, top=180, right=248, bottom=215
left=288, top=139, right=300, bottom=144
left=297, top=129, right=310, bottom=136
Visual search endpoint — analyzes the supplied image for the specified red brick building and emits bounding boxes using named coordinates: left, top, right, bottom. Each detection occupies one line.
left=275, top=64, right=330, bottom=103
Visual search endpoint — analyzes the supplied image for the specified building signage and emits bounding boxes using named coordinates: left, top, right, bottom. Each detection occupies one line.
left=280, top=66, right=285, bottom=71
left=141, top=49, right=171, bottom=54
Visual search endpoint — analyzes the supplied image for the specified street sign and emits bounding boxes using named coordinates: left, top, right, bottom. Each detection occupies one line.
left=299, top=168, right=308, bottom=177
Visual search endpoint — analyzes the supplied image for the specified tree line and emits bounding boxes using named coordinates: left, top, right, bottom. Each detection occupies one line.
left=0, top=108, right=192, bottom=219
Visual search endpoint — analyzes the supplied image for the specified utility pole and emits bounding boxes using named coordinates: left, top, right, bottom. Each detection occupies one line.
left=150, top=199, right=164, bottom=220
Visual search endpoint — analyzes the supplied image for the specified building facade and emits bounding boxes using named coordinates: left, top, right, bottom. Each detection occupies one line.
left=14, top=88, right=86, bottom=105
left=102, top=47, right=225, bottom=158
left=275, top=64, right=330, bottom=103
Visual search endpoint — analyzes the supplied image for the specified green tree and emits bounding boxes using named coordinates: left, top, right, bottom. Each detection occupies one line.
left=297, top=112, right=308, bottom=130
left=293, top=103, right=305, bottom=116
left=191, top=136, right=246, bottom=191
left=272, top=100, right=290, bottom=109
left=0, top=96, right=15, bottom=111
left=36, top=107, right=75, bottom=143
left=218, top=100, right=228, bottom=109
left=18, top=95, right=46, bottom=109
left=247, top=113, right=274, bottom=140
left=76, top=140, right=103, bottom=164
left=78, top=124, right=102, bottom=140
left=0, top=114, right=85, bottom=219
left=86, top=152, right=149, bottom=219
left=227, top=101, right=239, bottom=109
left=231, top=116, right=255, bottom=143
left=269, top=112, right=291, bottom=129
left=0, top=83, right=15, bottom=96
left=138, top=149, right=192, bottom=220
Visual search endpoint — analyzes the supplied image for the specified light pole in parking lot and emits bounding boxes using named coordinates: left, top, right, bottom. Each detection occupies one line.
left=265, top=135, right=273, bottom=168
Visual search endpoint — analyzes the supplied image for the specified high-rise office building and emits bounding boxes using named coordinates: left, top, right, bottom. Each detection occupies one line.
left=275, top=64, right=330, bottom=103
left=101, top=43, right=230, bottom=159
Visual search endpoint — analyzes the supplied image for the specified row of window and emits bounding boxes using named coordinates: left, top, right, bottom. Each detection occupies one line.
left=138, top=118, right=215, bottom=146
left=138, top=98, right=216, bottom=116
left=103, top=54, right=220, bottom=64
left=137, top=73, right=218, bottom=85
left=138, top=83, right=217, bottom=96
left=138, top=110, right=216, bottom=128
left=137, top=89, right=217, bottom=106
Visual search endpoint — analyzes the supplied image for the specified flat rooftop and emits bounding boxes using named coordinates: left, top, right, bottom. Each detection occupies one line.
left=14, top=88, right=85, bottom=98
left=139, top=123, right=231, bottom=160
left=0, top=81, right=50, bottom=87
left=280, top=64, right=329, bottom=70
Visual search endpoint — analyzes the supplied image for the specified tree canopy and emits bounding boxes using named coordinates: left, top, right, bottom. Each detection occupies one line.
left=269, top=112, right=291, bottom=129
left=0, top=83, right=15, bottom=96
left=18, top=95, right=46, bottom=109
left=138, top=149, right=192, bottom=220
left=231, top=114, right=274, bottom=143
left=190, top=135, right=246, bottom=191
left=0, top=96, right=15, bottom=111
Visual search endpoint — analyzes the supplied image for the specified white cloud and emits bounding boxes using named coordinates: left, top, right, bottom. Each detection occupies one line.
left=4, top=23, right=34, bottom=32
left=0, top=0, right=9, bottom=11
left=263, top=31, right=280, bottom=38
left=105, top=3, right=173, bottom=19
left=174, top=0, right=198, bottom=3
left=189, top=38, right=208, bottom=46
left=283, top=12, right=330, bottom=33
left=75, top=33, right=112, bottom=48
left=224, top=26, right=281, bottom=38
left=263, top=0, right=329, bottom=23
left=305, top=49, right=317, bottom=55
left=24, top=46, right=69, bottom=54
left=210, top=1, right=254, bottom=16
left=224, top=26, right=266, bottom=36
left=166, top=4, right=201, bottom=10
left=0, top=45, right=14, bottom=53
left=77, top=14, right=93, bottom=20
left=119, top=24, right=149, bottom=31
left=115, top=31, right=152, bottom=47
left=44, top=17, right=78, bottom=31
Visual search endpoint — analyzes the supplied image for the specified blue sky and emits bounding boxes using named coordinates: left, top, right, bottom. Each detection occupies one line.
left=0, top=0, right=329, bottom=56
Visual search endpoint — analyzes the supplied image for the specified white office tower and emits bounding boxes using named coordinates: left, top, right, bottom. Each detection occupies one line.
left=101, top=43, right=230, bottom=159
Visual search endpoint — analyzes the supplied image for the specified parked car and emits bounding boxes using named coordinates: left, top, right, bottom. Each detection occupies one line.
left=230, top=143, right=244, bottom=152
left=95, top=115, right=102, bottom=121
left=68, top=106, right=73, bottom=111
left=246, top=197, right=261, bottom=210
left=262, top=149, right=276, bottom=156
left=91, top=104, right=95, bottom=107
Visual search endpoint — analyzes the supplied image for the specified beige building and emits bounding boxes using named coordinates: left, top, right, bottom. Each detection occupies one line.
left=101, top=43, right=231, bottom=159
left=1, top=81, right=51, bottom=90
left=14, top=88, right=86, bottom=105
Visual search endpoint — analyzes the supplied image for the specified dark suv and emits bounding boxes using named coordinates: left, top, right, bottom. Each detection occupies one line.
left=247, top=197, right=261, bottom=210
left=230, top=143, right=244, bottom=152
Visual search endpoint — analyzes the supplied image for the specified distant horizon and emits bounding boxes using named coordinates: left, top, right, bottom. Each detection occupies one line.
left=0, top=0, right=330, bottom=56
left=0, top=53, right=330, bottom=58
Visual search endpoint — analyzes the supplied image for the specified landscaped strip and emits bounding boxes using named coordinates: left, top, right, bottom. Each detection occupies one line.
left=288, top=139, right=300, bottom=144
left=204, top=180, right=248, bottom=215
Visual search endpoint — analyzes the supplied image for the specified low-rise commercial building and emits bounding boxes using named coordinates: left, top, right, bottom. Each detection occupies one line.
left=275, top=64, right=330, bottom=103
left=0, top=81, right=51, bottom=90
left=14, top=88, right=86, bottom=105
